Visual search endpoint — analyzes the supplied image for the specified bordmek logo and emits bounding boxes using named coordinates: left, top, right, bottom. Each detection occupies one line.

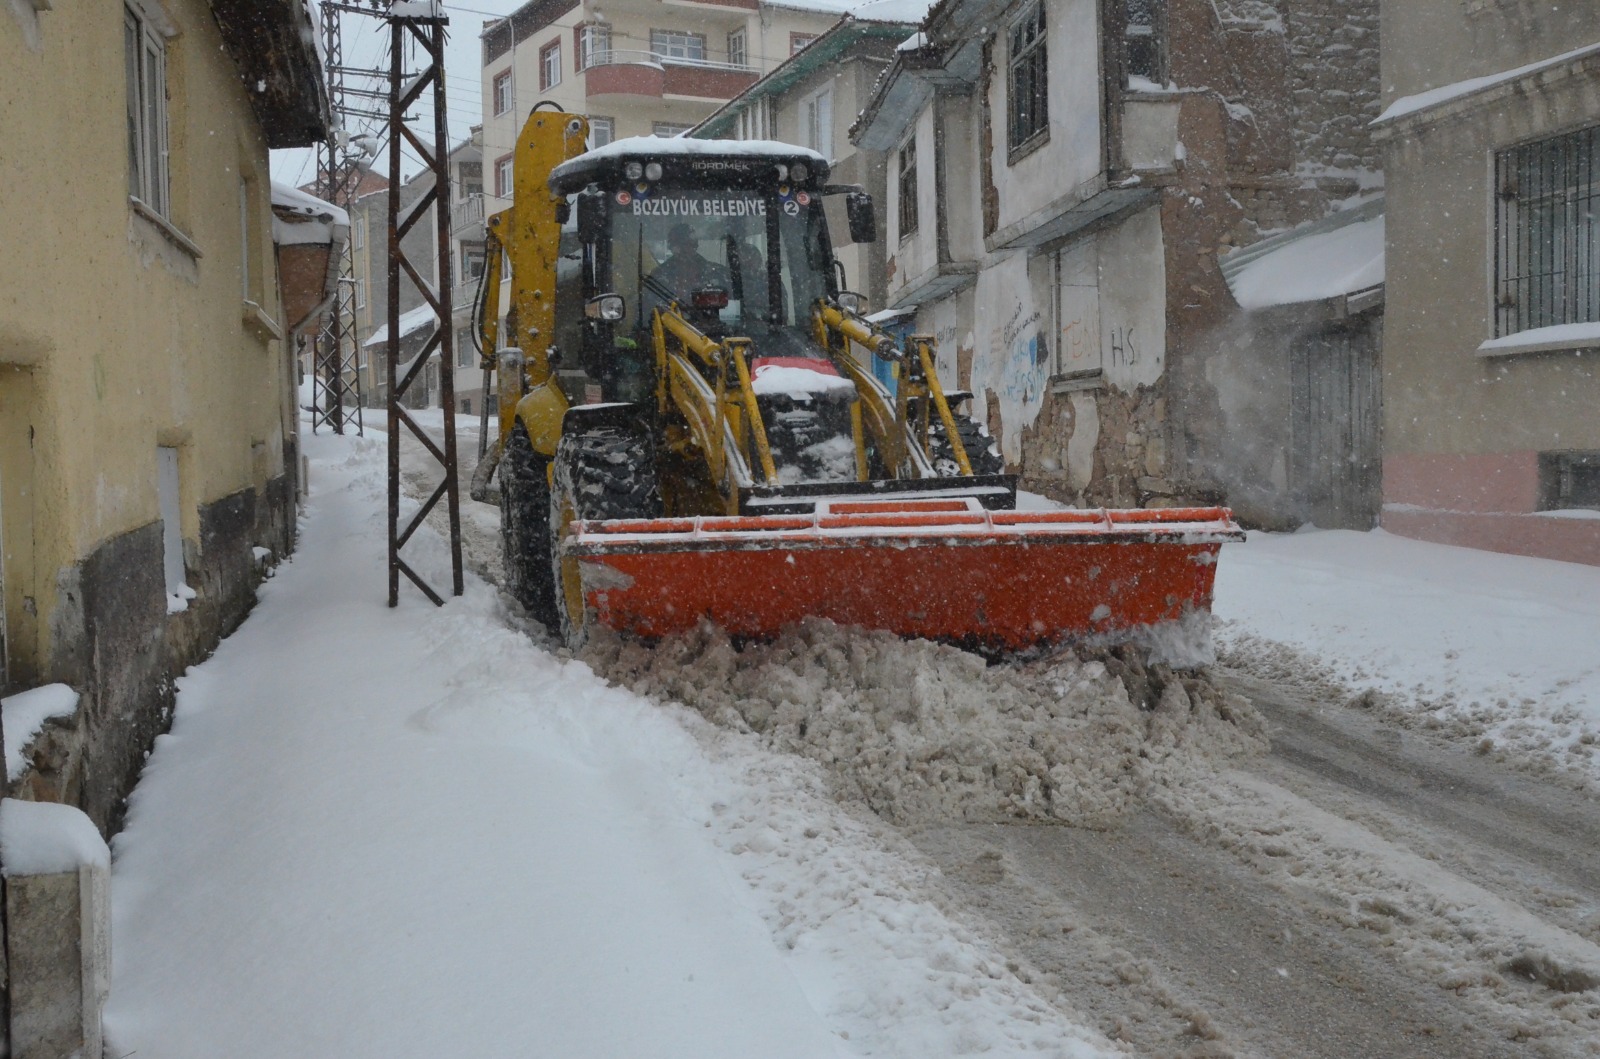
left=690, top=160, right=754, bottom=171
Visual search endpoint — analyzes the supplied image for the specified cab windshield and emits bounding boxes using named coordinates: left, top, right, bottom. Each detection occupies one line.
left=604, top=187, right=832, bottom=341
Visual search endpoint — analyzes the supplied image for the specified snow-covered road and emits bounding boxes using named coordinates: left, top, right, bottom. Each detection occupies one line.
left=103, top=420, right=1600, bottom=1057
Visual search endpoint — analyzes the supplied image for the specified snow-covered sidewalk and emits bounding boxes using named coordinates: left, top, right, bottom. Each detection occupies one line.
left=103, top=430, right=1113, bottom=1059
left=1214, top=527, right=1600, bottom=780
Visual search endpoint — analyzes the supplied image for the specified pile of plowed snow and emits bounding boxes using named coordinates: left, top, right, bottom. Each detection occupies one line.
left=582, top=619, right=1267, bottom=826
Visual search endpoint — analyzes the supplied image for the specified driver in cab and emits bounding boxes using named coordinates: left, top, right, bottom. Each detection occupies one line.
left=649, top=223, right=729, bottom=309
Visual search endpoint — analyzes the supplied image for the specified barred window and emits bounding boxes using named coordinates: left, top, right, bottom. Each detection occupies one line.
left=1008, top=4, right=1047, bottom=152
left=1125, top=0, right=1165, bottom=84
left=1495, top=125, right=1600, bottom=336
left=898, top=135, right=918, bottom=239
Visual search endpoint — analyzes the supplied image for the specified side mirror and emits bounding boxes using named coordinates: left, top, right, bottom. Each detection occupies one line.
left=846, top=191, right=877, bottom=244
left=576, top=192, right=605, bottom=243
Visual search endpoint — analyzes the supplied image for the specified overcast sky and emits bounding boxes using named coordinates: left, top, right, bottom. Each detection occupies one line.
left=270, top=0, right=528, bottom=191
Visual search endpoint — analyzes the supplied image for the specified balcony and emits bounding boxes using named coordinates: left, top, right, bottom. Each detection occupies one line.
left=583, top=51, right=758, bottom=104
left=450, top=193, right=484, bottom=238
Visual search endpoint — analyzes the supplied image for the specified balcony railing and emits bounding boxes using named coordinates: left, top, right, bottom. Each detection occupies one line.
left=582, top=51, right=759, bottom=102
left=582, top=50, right=756, bottom=75
left=451, top=193, right=484, bottom=236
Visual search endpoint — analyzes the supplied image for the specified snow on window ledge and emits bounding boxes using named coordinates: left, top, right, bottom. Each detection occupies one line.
left=243, top=300, right=285, bottom=342
left=1476, top=321, right=1600, bottom=358
left=129, top=197, right=204, bottom=260
left=167, top=584, right=197, bottom=615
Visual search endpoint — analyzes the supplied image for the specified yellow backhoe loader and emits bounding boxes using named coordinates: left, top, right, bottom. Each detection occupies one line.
left=472, top=105, right=1240, bottom=652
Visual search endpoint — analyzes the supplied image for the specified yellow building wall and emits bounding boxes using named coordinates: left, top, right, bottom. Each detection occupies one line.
left=0, top=0, right=294, bottom=682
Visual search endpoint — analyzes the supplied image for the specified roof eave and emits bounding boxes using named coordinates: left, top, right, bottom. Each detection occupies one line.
left=210, top=0, right=332, bottom=148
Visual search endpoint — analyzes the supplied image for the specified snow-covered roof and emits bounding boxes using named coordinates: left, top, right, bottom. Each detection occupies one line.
left=1222, top=198, right=1384, bottom=311
left=852, top=0, right=936, bottom=21
left=554, top=136, right=826, bottom=177
left=364, top=303, right=439, bottom=347
left=271, top=181, right=349, bottom=246
left=1374, top=42, right=1600, bottom=126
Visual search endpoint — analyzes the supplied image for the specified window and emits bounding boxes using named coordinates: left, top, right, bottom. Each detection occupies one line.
left=898, top=135, right=918, bottom=238
left=353, top=214, right=366, bottom=250
left=1540, top=450, right=1600, bottom=510
left=651, top=29, right=706, bottom=62
left=727, top=28, right=747, bottom=67
left=1495, top=125, right=1600, bottom=336
left=495, top=154, right=514, bottom=197
left=457, top=327, right=476, bottom=367
left=539, top=39, right=562, bottom=90
left=1124, top=0, right=1166, bottom=83
left=791, top=33, right=817, bottom=55
left=463, top=246, right=486, bottom=279
left=588, top=116, right=615, bottom=148
left=125, top=3, right=169, bottom=216
left=353, top=277, right=366, bottom=310
left=578, top=23, right=612, bottom=69
left=240, top=177, right=255, bottom=301
left=492, top=68, right=513, bottom=115
left=652, top=122, right=691, bottom=138
left=157, top=446, right=187, bottom=606
left=798, top=86, right=832, bottom=154
left=1008, top=3, right=1048, bottom=152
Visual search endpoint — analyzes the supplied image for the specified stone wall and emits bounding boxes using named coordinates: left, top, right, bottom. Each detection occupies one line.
left=13, top=476, right=296, bottom=835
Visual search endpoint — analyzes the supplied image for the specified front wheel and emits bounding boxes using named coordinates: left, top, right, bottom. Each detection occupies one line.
left=551, top=426, right=660, bottom=649
left=500, top=425, right=557, bottom=627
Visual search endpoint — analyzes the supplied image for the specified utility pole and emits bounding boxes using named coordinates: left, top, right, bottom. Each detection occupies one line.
left=310, top=0, right=373, bottom=436
left=384, top=1, right=464, bottom=605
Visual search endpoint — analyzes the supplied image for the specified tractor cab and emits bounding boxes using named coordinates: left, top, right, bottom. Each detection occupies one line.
left=550, top=139, right=874, bottom=406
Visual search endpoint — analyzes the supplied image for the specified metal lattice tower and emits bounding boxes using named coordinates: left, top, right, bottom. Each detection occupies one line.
left=310, top=0, right=370, bottom=436
left=384, top=3, right=464, bottom=606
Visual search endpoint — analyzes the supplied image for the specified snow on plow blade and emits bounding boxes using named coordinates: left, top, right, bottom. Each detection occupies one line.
left=562, top=499, right=1245, bottom=651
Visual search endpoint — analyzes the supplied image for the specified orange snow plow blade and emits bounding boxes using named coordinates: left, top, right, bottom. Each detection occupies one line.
left=562, top=500, right=1244, bottom=651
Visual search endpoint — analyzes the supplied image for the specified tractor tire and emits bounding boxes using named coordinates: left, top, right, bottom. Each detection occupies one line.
left=551, top=425, right=661, bottom=649
left=499, top=425, right=557, bottom=628
left=929, top=413, right=1004, bottom=477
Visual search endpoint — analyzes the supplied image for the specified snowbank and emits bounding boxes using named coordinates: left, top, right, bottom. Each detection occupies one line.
left=3, top=684, right=78, bottom=782
left=584, top=619, right=1266, bottom=827
left=1214, top=528, right=1600, bottom=785
left=0, top=798, right=108, bottom=876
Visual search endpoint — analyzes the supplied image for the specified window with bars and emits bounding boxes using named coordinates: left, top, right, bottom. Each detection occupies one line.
left=652, top=122, right=692, bottom=138
left=1008, top=3, right=1048, bottom=153
left=125, top=3, right=169, bottom=216
left=578, top=24, right=611, bottom=69
left=1540, top=450, right=1600, bottom=510
left=492, top=68, right=513, bottom=115
left=1124, top=0, right=1165, bottom=84
left=651, top=30, right=706, bottom=62
left=539, top=39, right=562, bottom=90
left=898, top=135, right=918, bottom=239
left=1495, top=125, right=1600, bottom=336
left=588, top=116, right=615, bottom=148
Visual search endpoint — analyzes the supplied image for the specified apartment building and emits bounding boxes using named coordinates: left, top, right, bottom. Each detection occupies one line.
left=479, top=0, right=844, bottom=214
left=692, top=11, right=918, bottom=321
left=1375, top=2, right=1600, bottom=564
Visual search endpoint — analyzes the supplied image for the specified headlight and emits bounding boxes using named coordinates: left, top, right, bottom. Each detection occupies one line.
left=644, top=161, right=663, bottom=181
left=585, top=293, right=625, bottom=321
left=790, top=161, right=810, bottom=183
left=774, top=163, right=788, bottom=182
left=623, top=161, right=644, bottom=180
left=836, top=291, right=864, bottom=314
